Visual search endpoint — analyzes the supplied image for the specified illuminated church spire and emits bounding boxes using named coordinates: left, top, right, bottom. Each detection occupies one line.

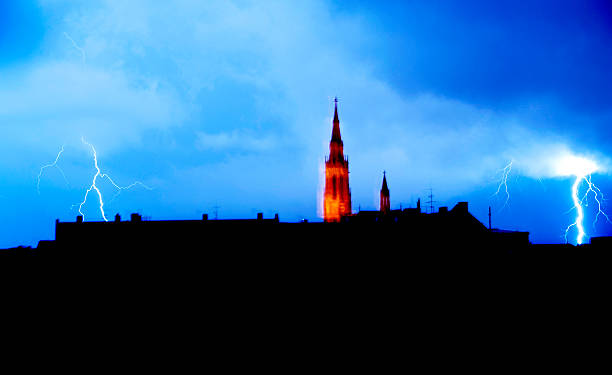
left=324, top=98, right=351, bottom=222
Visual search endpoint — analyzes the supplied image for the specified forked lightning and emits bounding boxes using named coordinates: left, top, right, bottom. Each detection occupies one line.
left=78, top=137, right=151, bottom=221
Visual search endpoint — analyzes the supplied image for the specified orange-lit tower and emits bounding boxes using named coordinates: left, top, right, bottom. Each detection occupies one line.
left=324, top=98, right=351, bottom=222
left=380, top=171, right=390, bottom=213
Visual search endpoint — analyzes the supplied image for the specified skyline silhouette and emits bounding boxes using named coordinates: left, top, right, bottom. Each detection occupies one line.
left=3, top=100, right=612, bottom=252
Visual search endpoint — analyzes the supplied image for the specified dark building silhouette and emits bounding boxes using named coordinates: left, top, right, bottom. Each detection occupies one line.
left=21, top=200, right=531, bottom=258
left=590, top=236, right=612, bottom=248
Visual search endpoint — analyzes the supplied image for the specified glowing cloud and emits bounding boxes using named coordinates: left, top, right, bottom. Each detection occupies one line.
left=553, top=154, right=600, bottom=178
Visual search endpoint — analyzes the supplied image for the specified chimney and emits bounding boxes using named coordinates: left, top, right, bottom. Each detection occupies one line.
left=131, top=213, right=142, bottom=222
left=274, top=213, right=279, bottom=222
left=202, top=213, right=208, bottom=221
left=76, top=215, right=83, bottom=223
left=257, top=212, right=263, bottom=221
left=452, top=202, right=468, bottom=213
left=115, top=214, right=121, bottom=222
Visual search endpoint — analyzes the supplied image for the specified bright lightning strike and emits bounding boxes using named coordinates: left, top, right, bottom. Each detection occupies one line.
left=78, top=138, right=152, bottom=222
left=581, top=175, right=612, bottom=228
left=37, top=145, right=69, bottom=194
left=556, top=154, right=610, bottom=245
left=492, top=160, right=513, bottom=211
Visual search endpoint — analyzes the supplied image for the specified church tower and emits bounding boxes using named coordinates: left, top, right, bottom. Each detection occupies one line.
left=324, top=98, right=351, bottom=222
left=380, top=171, right=390, bottom=214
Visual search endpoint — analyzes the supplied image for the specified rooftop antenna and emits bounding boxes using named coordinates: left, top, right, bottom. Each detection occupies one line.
left=426, top=187, right=437, bottom=214
left=212, top=203, right=220, bottom=220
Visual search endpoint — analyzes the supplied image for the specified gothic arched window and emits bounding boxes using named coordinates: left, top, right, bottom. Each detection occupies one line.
left=332, top=176, right=337, bottom=199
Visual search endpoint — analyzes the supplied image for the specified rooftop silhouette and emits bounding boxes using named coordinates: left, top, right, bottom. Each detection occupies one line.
left=2, top=100, right=610, bottom=257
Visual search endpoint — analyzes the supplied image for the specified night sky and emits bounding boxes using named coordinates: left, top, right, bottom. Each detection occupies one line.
left=1, top=0, right=612, bottom=247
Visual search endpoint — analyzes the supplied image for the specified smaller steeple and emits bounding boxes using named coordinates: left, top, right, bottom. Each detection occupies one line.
left=380, top=171, right=390, bottom=213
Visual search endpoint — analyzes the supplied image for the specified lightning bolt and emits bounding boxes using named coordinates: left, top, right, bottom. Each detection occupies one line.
left=78, top=137, right=152, bottom=222
left=63, top=32, right=86, bottom=64
left=565, top=174, right=611, bottom=245
left=490, top=153, right=609, bottom=245
left=565, top=175, right=586, bottom=245
left=492, top=160, right=513, bottom=210
left=37, top=145, right=69, bottom=194
left=581, top=175, right=611, bottom=228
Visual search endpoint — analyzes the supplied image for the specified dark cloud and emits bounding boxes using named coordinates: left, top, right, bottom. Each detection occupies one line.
left=349, top=0, right=612, bottom=113
left=0, top=1, right=44, bottom=65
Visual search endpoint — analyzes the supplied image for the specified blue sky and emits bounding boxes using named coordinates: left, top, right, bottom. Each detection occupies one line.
left=1, top=0, right=612, bottom=247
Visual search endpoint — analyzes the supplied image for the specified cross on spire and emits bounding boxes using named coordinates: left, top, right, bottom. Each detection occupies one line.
left=381, top=171, right=389, bottom=194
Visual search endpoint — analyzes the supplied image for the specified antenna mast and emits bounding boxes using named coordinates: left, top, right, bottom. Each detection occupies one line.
left=426, top=188, right=437, bottom=214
